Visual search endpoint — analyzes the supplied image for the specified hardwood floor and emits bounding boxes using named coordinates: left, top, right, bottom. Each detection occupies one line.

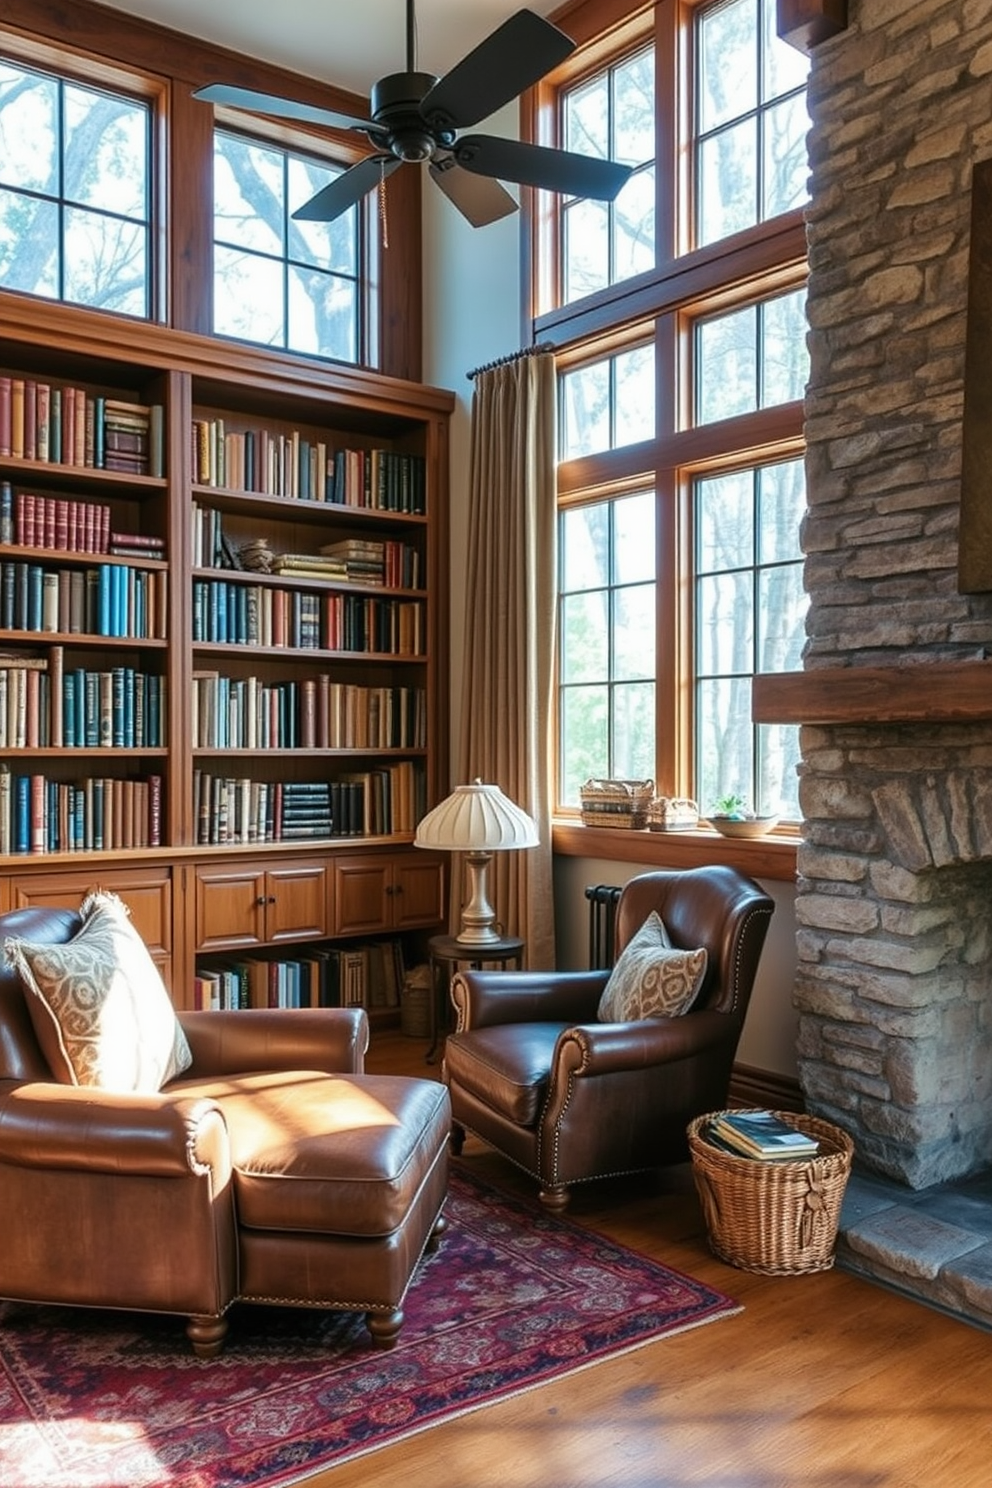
left=305, top=1031, right=992, bottom=1488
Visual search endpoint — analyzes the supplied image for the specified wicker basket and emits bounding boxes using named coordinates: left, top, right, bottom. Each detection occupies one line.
left=400, top=966, right=432, bottom=1038
left=647, top=796, right=699, bottom=831
left=579, top=778, right=654, bottom=829
left=687, top=1110, right=854, bottom=1276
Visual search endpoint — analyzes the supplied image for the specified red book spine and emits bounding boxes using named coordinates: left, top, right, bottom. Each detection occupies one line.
left=23, top=380, right=36, bottom=462
left=35, top=382, right=50, bottom=461
left=0, top=375, right=11, bottom=457
left=101, top=503, right=110, bottom=553
left=21, top=491, right=36, bottom=547
left=84, top=502, right=96, bottom=552
left=55, top=499, right=69, bottom=551
left=63, top=387, right=76, bottom=465
left=25, top=667, right=40, bottom=748
left=68, top=500, right=79, bottom=552
left=44, top=496, right=56, bottom=550
left=75, top=392, right=87, bottom=467
left=30, top=773, right=45, bottom=853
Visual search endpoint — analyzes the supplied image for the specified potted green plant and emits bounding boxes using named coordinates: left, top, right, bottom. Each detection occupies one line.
left=709, top=794, right=779, bottom=838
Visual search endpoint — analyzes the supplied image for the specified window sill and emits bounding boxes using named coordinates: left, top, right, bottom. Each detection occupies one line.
left=552, top=820, right=798, bottom=882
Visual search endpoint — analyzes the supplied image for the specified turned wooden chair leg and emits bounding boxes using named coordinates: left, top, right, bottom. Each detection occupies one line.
left=187, top=1313, right=228, bottom=1359
left=366, top=1307, right=403, bottom=1350
left=425, top=1212, right=447, bottom=1252
left=539, top=1185, right=570, bottom=1211
left=449, top=1121, right=466, bottom=1155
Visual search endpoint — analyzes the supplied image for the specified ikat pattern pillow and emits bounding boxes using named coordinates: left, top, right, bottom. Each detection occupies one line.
left=597, top=910, right=708, bottom=1023
left=4, top=890, right=192, bottom=1093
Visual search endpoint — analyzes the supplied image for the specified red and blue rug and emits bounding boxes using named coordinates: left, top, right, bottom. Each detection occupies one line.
left=0, top=1166, right=740, bottom=1488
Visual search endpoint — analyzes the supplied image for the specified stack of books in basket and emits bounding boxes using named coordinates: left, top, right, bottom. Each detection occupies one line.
left=706, top=1109, right=819, bottom=1162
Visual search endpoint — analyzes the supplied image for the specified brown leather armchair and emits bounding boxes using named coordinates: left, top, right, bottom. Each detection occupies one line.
left=0, top=906, right=449, bottom=1357
left=443, top=867, right=774, bottom=1208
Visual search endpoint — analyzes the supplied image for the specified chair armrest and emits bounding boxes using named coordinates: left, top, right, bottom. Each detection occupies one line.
left=451, top=969, right=609, bottom=1031
left=553, top=1009, right=736, bottom=1078
left=177, top=1007, right=369, bottom=1076
left=0, top=1082, right=230, bottom=1178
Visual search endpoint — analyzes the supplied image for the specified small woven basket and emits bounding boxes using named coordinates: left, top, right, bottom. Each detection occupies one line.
left=687, top=1110, right=854, bottom=1276
left=647, top=796, right=699, bottom=831
left=579, top=777, right=654, bottom=829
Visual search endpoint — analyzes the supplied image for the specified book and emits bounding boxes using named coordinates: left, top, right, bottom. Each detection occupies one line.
left=709, top=1110, right=819, bottom=1162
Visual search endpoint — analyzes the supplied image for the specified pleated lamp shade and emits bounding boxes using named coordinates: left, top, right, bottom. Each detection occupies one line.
left=415, top=779, right=539, bottom=944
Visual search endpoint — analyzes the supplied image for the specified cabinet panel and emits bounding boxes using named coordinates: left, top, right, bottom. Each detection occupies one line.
left=264, top=861, right=330, bottom=942
left=194, top=865, right=266, bottom=952
left=332, top=851, right=445, bottom=935
left=392, top=854, right=446, bottom=929
left=8, top=866, right=173, bottom=983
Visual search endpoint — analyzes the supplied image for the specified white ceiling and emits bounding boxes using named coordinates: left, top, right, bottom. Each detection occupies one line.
left=94, top=0, right=562, bottom=97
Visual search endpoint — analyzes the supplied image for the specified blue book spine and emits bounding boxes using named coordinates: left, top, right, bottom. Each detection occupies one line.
left=47, top=780, right=58, bottom=852
left=98, top=566, right=111, bottom=635
left=84, top=671, right=99, bottom=747
left=14, top=775, right=29, bottom=853
left=92, top=778, right=104, bottom=850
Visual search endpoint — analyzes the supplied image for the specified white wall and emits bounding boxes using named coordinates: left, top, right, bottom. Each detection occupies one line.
left=421, top=116, right=799, bottom=1084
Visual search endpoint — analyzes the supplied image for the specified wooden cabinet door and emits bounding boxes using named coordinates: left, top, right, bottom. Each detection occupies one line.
left=194, top=865, right=267, bottom=952
left=391, top=853, right=446, bottom=929
left=264, top=861, right=329, bottom=943
left=8, top=866, right=174, bottom=987
left=332, top=857, right=391, bottom=935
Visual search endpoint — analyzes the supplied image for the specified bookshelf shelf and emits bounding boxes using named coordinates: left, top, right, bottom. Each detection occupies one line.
left=0, top=298, right=452, bottom=1012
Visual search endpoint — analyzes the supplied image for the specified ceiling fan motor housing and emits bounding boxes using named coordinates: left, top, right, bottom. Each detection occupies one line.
left=370, top=72, right=451, bottom=160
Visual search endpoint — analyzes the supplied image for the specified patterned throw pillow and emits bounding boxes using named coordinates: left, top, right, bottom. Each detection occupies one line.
left=597, top=910, right=708, bottom=1022
left=4, top=890, right=192, bottom=1093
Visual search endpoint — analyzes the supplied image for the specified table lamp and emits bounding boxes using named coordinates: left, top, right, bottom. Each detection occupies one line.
left=414, top=779, right=539, bottom=946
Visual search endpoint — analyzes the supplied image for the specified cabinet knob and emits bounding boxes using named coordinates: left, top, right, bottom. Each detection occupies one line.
left=268, top=895, right=276, bottom=904
left=256, top=895, right=266, bottom=906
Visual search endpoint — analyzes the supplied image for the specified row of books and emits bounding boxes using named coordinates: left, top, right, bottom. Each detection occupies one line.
left=706, top=1110, right=820, bottom=1162
left=191, top=506, right=423, bottom=591
left=191, top=578, right=424, bottom=654
left=192, top=763, right=424, bottom=844
left=191, top=674, right=426, bottom=751
left=0, top=768, right=163, bottom=855
left=0, top=486, right=157, bottom=559
left=0, top=654, right=165, bottom=749
left=0, top=378, right=164, bottom=477
left=194, top=939, right=405, bottom=1012
left=1, top=561, right=168, bottom=639
left=190, top=420, right=427, bottom=513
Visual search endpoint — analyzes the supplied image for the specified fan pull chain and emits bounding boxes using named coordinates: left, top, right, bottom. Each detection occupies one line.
left=379, top=162, right=389, bottom=250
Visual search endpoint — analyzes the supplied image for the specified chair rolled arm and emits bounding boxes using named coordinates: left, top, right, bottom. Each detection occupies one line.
left=0, top=1082, right=231, bottom=1179
left=552, top=1009, right=736, bottom=1079
left=451, top=969, right=609, bottom=1031
left=178, top=1007, right=369, bottom=1076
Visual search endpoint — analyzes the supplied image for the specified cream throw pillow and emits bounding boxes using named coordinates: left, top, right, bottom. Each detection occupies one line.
left=597, top=910, right=708, bottom=1022
left=4, top=890, right=192, bottom=1093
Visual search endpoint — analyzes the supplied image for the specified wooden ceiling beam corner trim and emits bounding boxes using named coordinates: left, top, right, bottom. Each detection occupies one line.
left=776, top=0, right=848, bottom=54
left=752, top=662, right=992, bottom=726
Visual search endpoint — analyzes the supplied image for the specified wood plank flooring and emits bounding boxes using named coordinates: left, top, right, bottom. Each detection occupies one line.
left=301, top=1032, right=992, bottom=1488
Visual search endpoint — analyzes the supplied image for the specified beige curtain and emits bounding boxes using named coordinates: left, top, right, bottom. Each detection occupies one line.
left=456, top=347, right=557, bottom=968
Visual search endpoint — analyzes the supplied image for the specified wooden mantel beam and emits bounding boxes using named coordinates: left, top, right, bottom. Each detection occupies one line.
left=752, top=662, right=992, bottom=725
left=777, top=0, right=848, bottom=53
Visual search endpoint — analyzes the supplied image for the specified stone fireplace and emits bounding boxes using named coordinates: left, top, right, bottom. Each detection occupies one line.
left=756, top=0, right=992, bottom=1192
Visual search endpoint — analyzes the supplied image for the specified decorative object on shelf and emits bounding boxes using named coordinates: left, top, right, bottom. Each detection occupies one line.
left=579, top=777, right=654, bottom=830
left=708, top=793, right=779, bottom=838
left=414, top=779, right=538, bottom=946
left=647, top=795, right=699, bottom=832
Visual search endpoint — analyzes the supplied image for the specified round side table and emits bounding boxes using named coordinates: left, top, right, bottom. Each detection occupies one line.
left=426, top=932, right=525, bottom=1063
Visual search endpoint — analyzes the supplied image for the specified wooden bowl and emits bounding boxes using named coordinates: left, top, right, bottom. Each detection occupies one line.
left=710, top=814, right=780, bottom=839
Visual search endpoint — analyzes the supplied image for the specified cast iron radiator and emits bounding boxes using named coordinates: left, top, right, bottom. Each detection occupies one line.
left=584, top=884, right=623, bottom=969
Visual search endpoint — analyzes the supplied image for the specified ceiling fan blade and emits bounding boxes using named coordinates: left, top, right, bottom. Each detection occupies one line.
left=429, top=158, right=518, bottom=228
left=293, top=155, right=401, bottom=222
left=453, top=136, right=633, bottom=201
left=193, top=83, right=373, bottom=136
left=420, top=10, right=575, bottom=132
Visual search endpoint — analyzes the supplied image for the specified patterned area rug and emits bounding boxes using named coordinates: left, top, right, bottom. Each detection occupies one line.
left=0, top=1166, right=740, bottom=1488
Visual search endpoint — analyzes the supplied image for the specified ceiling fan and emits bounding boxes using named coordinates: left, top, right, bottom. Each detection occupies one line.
left=193, top=3, right=633, bottom=228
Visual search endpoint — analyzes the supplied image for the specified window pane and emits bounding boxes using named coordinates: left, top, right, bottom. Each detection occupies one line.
left=0, top=189, right=59, bottom=296
left=613, top=682, right=655, bottom=777
left=614, top=50, right=655, bottom=163
left=614, top=585, right=655, bottom=679
left=757, top=562, right=806, bottom=673
left=763, top=0, right=811, bottom=101
left=561, top=504, right=610, bottom=590
left=697, top=471, right=754, bottom=572
left=560, top=686, right=609, bottom=805
left=214, top=134, right=284, bottom=254
left=698, top=121, right=756, bottom=246
left=761, top=290, right=807, bottom=407
left=214, top=245, right=284, bottom=345
left=759, top=458, right=806, bottom=563
left=613, top=165, right=655, bottom=283
left=697, top=570, right=754, bottom=675
left=288, top=156, right=355, bottom=272
left=697, top=675, right=753, bottom=814
left=0, top=63, right=58, bottom=192
left=698, top=0, right=757, bottom=133
left=561, top=592, right=609, bottom=682
left=758, top=722, right=801, bottom=818
left=697, top=305, right=756, bottom=422
left=563, top=197, right=609, bottom=303
left=64, top=83, right=146, bottom=217
left=762, top=92, right=810, bottom=220
left=564, top=75, right=609, bottom=159
left=614, top=491, right=655, bottom=583
left=64, top=205, right=146, bottom=314
left=288, top=264, right=356, bottom=360
left=614, top=344, right=655, bottom=446
left=561, top=361, right=610, bottom=458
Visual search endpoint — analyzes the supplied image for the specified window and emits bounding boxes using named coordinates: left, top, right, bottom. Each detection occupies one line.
left=0, top=58, right=151, bottom=316
left=539, top=0, right=810, bottom=824
left=213, top=130, right=362, bottom=364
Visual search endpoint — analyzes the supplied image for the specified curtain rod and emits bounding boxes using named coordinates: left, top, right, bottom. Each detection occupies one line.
left=466, top=342, right=557, bottom=381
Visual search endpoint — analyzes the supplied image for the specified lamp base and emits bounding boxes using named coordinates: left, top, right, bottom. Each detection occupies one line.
left=455, top=850, right=502, bottom=946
